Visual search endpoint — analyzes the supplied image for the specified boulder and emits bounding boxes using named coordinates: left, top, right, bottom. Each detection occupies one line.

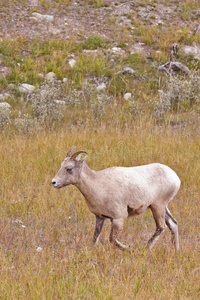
left=0, top=66, right=12, bottom=79
left=54, top=100, right=66, bottom=105
left=0, top=93, right=11, bottom=101
left=45, top=72, right=56, bottom=81
left=116, top=67, right=135, bottom=76
left=182, top=45, right=200, bottom=60
left=96, top=83, right=106, bottom=91
left=68, top=59, right=76, bottom=68
left=130, top=43, right=146, bottom=55
left=31, top=12, right=54, bottom=22
left=0, top=102, right=11, bottom=109
left=19, top=83, right=35, bottom=94
left=110, top=47, right=125, bottom=55
left=8, top=83, right=15, bottom=90
left=124, top=93, right=132, bottom=100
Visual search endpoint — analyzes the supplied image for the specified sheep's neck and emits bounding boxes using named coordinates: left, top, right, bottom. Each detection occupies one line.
left=75, top=163, right=97, bottom=203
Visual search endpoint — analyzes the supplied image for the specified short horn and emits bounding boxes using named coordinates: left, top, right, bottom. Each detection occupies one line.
left=66, top=146, right=77, bottom=157
left=71, top=151, right=88, bottom=160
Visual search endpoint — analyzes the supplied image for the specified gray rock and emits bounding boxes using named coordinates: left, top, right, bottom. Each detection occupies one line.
left=4, top=93, right=11, bottom=98
left=38, top=73, right=44, bottom=78
left=0, top=66, right=12, bottom=79
left=36, top=247, right=43, bottom=253
left=0, top=102, right=11, bottom=109
left=0, top=93, right=12, bottom=101
left=96, top=83, right=106, bottom=91
left=8, top=83, right=16, bottom=90
left=0, top=94, right=5, bottom=100
left=192, top=9, right=200, bottom=17
left=83, top=49, right=98, bottom=54
left=68, top=59, right=76, bottom=68
left=130, top=43, right=146, bottom=55
left=116, top=67, right=135, bottom=76
left=19, top=83, right=35, bottom=94
left=31, top=12, right=54, bottom=22
left=54, top=100, right=66, bottom=105
left=28, top=0, right=39, bottom=6
left=45, top=72, right=56, bottom=81
left=182, top=45, right=200, bottom=60
left=124, top=93, right=132, bottom=100
left=110, top=47, right=125, bottom=55
left=82, top=49, right=100, bottom=57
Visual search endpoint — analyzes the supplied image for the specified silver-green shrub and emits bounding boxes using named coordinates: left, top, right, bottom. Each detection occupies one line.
left=0, top=105, right=11, bottom=130
left=31, top=81, right=64, bottom=127
left=66, top=82, right=112, bottom=119
left=14, top=114, right=39, bottom=133
left=154, top=69, right=200, bottom=119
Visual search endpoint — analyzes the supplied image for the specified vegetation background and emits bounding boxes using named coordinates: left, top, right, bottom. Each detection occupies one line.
left=0, top=0, right=200, bottom=299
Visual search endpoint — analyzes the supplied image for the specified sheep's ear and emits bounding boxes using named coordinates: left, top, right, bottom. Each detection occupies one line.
left=81, top=155, right=88, bottom=163
left=75, top=154, right=88, bottom=161
left=77, top=155, right=88, bottom=166
left=75, top=154, right=82, bottom=161
left=71, top=151, right=88, bottom=160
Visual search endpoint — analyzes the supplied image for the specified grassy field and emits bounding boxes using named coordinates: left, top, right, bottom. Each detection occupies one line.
left=0, top=119, right=200, bottom=299
left=0, top=0, right=200, bottom=299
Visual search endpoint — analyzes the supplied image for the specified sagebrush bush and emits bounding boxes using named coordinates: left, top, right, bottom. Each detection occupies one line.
left=31, top=81, right=64, bottom=127
left=128, top=97, right=143, bottom=115
left=65, top=82, right=112, bottom=120
left=14, top=113, right=39, bottom=133
left=65, top=88, right=81, bottom=107
left=84, top=82, right=112, bottom=119
left=154, top=70, right=200, bottom=119
left=0, top=105, right=11, bottom=130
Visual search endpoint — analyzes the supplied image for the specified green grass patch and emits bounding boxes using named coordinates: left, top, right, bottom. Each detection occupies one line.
left=82, top=35, right=106, bottom=50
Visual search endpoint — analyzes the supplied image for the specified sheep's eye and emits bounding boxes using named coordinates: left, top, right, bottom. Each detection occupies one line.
left=66, top=168, right=72, bottom=173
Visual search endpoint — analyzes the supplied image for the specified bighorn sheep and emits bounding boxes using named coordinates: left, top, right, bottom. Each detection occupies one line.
left=52, top=146, right=180, bottom=250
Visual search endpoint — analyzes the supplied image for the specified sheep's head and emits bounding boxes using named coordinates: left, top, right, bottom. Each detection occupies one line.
left=52, top=146, right=88, bottom=189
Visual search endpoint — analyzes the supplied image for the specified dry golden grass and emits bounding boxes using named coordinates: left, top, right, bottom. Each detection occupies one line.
left=0, top=117, right=200, bottom=299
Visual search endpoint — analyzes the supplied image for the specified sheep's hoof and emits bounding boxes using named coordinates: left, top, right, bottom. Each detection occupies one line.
left=115, top=239, right=128, bottom=251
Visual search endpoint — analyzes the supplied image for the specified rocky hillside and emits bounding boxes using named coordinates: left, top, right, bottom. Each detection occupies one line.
left=0, top=0, right=200, bottom=131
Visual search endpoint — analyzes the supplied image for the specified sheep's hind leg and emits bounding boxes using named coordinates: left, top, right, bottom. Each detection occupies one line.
left=93, top=216, right=105, bottom=244
left=109, top=218, right=127, bottom=250
left=147, top=205, right=166, bottom=249
left=165, top=207, right=179, bottom=251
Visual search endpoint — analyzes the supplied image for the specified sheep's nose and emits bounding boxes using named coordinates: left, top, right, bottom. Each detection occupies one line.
left=52, top=180, right=56, bottom=186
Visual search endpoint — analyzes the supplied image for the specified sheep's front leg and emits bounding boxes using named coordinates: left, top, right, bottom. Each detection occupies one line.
left=109, top=218, right=127, bottom=250
left=93, top=215, right=105, bottom=244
